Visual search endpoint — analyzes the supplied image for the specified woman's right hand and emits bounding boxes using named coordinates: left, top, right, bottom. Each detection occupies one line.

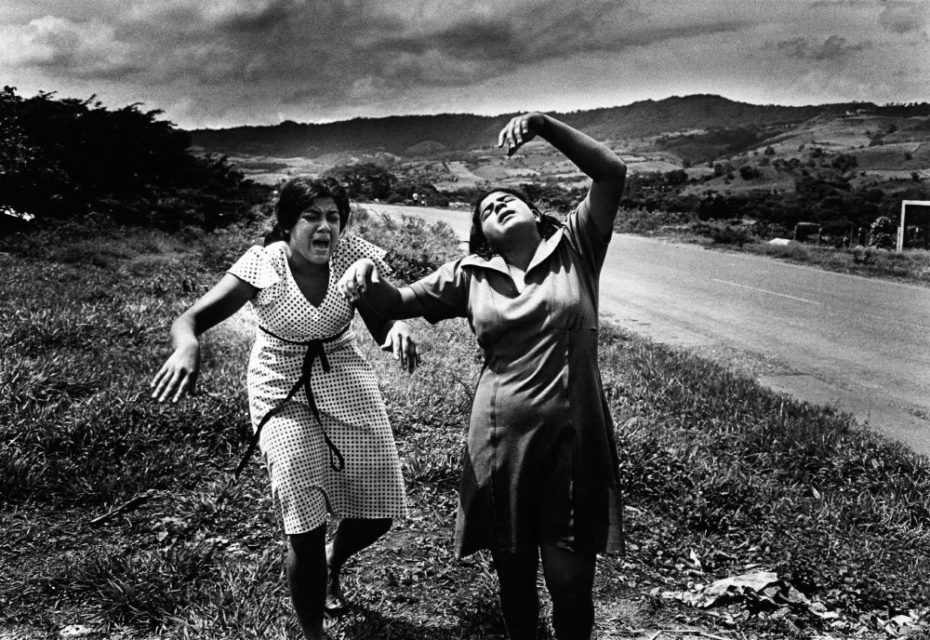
left=498, top=112, right=546, bottom=156
left=150, top=340, right=201, bottom=403
left=337, top=258, right=382, bottom=303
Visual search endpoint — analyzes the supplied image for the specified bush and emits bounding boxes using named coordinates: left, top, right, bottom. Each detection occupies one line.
left=869, top=216, right=896, bottom=249
left=738, top=164, right=762, bottom=180
left=613, top=208, right=696, bottom=235
left=693, top=221, right=756, bottom=246
left=351, top=207, right=461, bottom=283
left=324, top=162, right=397, bottom=201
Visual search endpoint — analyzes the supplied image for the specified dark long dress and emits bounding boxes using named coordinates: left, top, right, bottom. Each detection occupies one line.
left=408, top=202, right=623, bottom=556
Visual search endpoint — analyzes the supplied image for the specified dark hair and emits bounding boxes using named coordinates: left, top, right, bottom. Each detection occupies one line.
left=469, top=187, right=563, bottom=258
left=264, top=176, right=351, bottom=246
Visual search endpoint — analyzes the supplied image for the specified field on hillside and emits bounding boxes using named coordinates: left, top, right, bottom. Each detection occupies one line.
left=3, top=216, right=930, bottom=640
left=224, top=110, right=930, bottom=217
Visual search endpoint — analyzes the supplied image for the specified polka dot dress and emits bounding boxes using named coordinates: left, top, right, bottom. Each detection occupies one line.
left=228, top=235, right=407, bottom=534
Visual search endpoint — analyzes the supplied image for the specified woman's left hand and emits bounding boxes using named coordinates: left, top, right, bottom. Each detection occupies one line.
left=498, top=112, right=545, bottom=156
left=338, top=258, right=380, bottom=303
left=381, top=321, right=420, bottom=373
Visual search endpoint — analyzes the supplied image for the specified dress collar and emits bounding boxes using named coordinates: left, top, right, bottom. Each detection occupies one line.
left=460, top=227, right=565, bottom=276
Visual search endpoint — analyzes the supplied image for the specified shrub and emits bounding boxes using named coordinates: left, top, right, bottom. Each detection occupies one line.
left=868, top=216, right=896, bottom=249
left=324, top=162, right=397, bottom=201
left=738, top=164, right=762, bottom=180
left=351, top=207, right=461, bottom=283
left=613, top=208, right=696, bottom=235
left=692, top=221, right=755, bottom=246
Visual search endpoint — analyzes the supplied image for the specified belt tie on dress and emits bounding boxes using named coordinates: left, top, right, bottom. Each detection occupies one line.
left=233, top=324, right=350, bottom=478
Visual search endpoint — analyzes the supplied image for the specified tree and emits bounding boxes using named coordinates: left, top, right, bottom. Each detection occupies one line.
left=869, top=216, right=896, bottom=249
left=324, top=162, right=396, bottom=201
left=738, top=165, right=761, bottom=180
left=0, top=87, right=261, bottom=228
left=666, top=169, right=688, bottom=186
left=832, top=154, right=858, bottom=171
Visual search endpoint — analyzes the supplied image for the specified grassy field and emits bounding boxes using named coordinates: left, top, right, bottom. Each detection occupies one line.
left=2, top=215, right=930, bottom=640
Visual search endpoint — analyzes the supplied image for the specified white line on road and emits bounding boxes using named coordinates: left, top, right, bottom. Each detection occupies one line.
left=711, top=279, right=823, bottom=305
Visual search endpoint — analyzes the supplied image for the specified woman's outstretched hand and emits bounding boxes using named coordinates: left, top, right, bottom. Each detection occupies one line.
left=337, top=258, right=381, bottom=303
left=150, top=341, right=201, bottom=403
left=498, top=112, right=545, bottom=156
left=381, top=321, right=420, bottom=373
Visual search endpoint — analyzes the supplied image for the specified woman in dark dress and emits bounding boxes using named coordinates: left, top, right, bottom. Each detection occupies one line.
left=338, top=113, right=626, bottom=640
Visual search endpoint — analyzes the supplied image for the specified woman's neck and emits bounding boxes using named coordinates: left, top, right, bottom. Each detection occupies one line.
left=498, top=232, right=543, bottom=271
left=287, top=248, right=329, bottom=277
left=501, top=246, right=535, bottom=271
left=491, top=221, right=542, bottom=269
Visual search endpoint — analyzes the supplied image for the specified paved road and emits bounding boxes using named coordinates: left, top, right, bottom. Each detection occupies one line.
left=365, top=203, right=930, bottom=456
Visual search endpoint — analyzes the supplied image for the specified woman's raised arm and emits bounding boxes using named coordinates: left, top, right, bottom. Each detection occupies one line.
left=499, top=112, right=626, bottom=238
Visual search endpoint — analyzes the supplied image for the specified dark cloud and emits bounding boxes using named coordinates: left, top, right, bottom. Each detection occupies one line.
left=215, top=1, right=295, bottom=33
left=879, top=2, right=927, bottom=34
left=337, top=3, right=748, bottom=91
left=10, top=0, right=749, bottom=108
left=776, top=35, right=872, bottom=60
left=17, top=16, right=145, bottom=80
left=391, top=20, right=520, bottom=61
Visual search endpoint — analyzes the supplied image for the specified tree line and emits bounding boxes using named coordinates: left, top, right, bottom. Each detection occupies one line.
left=0, top=87, right=267, bottom=231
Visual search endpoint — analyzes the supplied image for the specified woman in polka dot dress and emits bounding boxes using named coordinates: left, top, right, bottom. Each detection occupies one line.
left=151, top=177, right=417, bottom=640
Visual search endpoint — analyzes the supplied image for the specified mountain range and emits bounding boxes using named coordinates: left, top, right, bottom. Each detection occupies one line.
left=190, top=94, right=930, bottom=160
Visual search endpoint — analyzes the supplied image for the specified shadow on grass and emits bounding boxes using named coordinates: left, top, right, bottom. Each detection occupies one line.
left=333, top=598, right=508, bottom=640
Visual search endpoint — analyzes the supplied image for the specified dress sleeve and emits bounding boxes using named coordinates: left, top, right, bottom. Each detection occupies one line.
left=334, top=235, right=392, bottom=278
left=407, top=259, right=469, bottom=324
left=228, top=245, right=282, bottom=289
left=565, top=199, right=611, bottom=275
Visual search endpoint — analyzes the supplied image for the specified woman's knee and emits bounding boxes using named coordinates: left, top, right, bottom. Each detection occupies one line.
left=338, top=517, right=392, bottom=542
left=548, top=579, right=593, bottom=611
left=540, top=544, right=595, bottom=601
left=491, top=548, right=539, bottom=590
left=288, top=525, right=326, bottom=556
left=368, top=517, right=392, bottom=536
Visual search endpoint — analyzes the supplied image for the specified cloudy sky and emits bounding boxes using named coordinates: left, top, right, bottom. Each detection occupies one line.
left=1, top=0, right=927, bottom=130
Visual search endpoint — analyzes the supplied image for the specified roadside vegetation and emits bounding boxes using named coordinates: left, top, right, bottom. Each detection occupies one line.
left=319, top=153, right=930, bottom=286
left=2, top=212, right=929, bottom=640
left=611, top=208, right=930, bottom=287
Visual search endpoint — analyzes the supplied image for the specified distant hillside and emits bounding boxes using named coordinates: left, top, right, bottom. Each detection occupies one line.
left=192, top=113, right=502, bottom=158
left=190, top=94, right=930, bottom=159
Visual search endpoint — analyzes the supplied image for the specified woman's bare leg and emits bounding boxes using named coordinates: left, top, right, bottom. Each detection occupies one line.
left=287, top=525, right=327, bottom=640
left=326, top=518, right=391, bottom=609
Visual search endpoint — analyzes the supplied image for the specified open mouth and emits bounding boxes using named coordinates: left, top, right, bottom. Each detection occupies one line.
left=498, top=210, right=515, bottom=223
left=311, top=237, right=331, bottom=250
